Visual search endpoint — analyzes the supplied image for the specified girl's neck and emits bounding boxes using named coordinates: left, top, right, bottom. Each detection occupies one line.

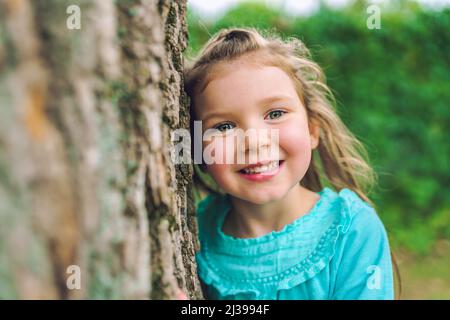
left=223, top=184, right=321, bottom=239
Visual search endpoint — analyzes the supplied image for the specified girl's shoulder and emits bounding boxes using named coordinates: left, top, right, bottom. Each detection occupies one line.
left=331, top=187, right=376, bottom=217
left=326, top=188, right=394, bottom=300
left=332, top=187, right=388, bottom=238
left=321, top=187, right=389, bottom=249
left=195, top=192, right=231, bottom=242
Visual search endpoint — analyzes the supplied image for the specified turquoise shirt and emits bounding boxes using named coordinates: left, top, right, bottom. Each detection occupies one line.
left=195, top=187, right=394, bottom=300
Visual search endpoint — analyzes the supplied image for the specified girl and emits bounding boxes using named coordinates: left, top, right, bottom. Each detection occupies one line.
left=184, top=27, right=398, bottom=300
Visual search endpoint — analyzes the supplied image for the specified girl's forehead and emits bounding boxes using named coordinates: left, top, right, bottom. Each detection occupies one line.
left=201, top=59, right=259, bottom=89
left=194, top=65, right=303, bottom=120
left=197, top=51, right=285, bottom=93
left=200, top=63, right=297, bottom=99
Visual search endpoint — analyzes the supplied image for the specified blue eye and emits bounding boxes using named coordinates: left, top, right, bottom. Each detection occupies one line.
left=266, top=110, right=286, bottom=120
left=214, top=123, right=235, bottom=132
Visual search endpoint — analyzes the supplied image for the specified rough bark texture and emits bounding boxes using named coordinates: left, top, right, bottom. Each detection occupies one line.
left=0, top=0, right=202, bottom=299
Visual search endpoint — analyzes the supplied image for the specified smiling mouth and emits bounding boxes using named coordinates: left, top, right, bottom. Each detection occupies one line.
left=238, top=160, right=284, bottom=175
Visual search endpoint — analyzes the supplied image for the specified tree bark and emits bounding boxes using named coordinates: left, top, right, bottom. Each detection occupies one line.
left=0, top=0, right=202, bottom=299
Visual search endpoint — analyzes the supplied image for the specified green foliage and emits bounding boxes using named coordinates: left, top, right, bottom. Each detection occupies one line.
left=186, top=2, right=450, bottom=255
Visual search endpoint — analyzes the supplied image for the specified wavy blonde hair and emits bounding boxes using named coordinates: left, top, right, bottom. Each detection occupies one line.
left=184, top=27, right=377, bottom=204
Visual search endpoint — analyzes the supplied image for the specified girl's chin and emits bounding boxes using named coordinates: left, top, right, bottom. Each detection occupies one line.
left=229, top=189, right=287, bottom=205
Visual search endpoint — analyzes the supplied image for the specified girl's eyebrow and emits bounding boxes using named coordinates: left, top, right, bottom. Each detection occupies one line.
left=257, top=94, right=294, bottom=105
left=202, top=111, right=235, bottom=123
left=202, top=95, right=294, bottom=123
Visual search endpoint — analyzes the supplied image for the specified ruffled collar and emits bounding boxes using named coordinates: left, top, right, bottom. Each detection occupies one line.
left=196, top=187, right=356, bottom=299
left=216, top=189, right=330, bottom=248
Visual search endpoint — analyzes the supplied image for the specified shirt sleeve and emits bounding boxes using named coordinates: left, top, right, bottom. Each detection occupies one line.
left=330, top=203, right=395, bottom=300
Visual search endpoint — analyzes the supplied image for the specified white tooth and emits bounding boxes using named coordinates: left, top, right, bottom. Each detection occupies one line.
left=258, top=165, right=268, bottom=172
left=242, top=161, right=280, bottom=174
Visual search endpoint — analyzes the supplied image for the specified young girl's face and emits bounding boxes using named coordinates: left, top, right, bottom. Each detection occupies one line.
left=194, top=59, right=319, bottom=205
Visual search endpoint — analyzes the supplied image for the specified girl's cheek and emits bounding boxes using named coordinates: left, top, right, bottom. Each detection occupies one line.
left=206, top=163, right=233, bottom=190
left=202, top=137, right=235, bottom=185
left=279, top=123, right=312, bottom=164
left=279, top=125, right=311, bottom=153
left=202, top=135, right=235, bottom=165
left=206, top=163, right=228, bottom=178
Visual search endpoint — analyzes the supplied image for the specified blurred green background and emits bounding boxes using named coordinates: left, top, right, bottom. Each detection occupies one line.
left=186, top=0, right=450, bottom=299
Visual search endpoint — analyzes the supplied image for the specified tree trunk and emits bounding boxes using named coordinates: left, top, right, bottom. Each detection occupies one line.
left=0, top=0, right=202, bottom=299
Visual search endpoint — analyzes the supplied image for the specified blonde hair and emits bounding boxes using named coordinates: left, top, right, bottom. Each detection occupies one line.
left=184, top=27, right=377, bottom=205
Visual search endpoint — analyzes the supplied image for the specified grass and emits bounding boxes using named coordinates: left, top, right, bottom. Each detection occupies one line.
left=395, top=239, right=450, bottom=299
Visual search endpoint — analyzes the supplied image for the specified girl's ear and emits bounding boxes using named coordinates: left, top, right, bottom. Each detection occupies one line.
left=309, top=119, right=320, bottom=150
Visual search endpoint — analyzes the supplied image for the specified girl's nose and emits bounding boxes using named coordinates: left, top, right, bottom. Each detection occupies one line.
left=247, top=129, right=271, bottom=151
left=237, top=127, right=277, bottom=162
